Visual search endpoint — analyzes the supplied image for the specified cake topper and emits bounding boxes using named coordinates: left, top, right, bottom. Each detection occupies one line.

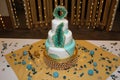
left=53, top=6, right=68, bottom=19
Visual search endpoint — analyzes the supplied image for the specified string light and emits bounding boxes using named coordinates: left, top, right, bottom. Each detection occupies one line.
left=40, top=21, right=41, bottom=24
left=98, top=2, right=100, bottom=5
left=73, top=4, right=76, bottom=25
left=61, top=3, right=63, bottom=6
left=94, top=0, right=100, bottom=27
left=38, top=6, right=42, bottom=22
left=109, top=26, right=112, bottom=31
left=43, top=0, right=47, bottom=26
left=55, top=0, right=58, bottom=7
left=11, top=0, right=20, bottom=28
left=109, top=0, right=119, bottom=31
left=87, top=26, right=90, bottom=29
left=8, top=0, right=16, bottom=28
left=0, top=14, right=5, bottom=29
left=80, top=1, right=82, bottom=4
left=31, top=23, right=33, bottom=25
left=102, top=0, right=104, bottom=3
left=45, top=23, right=48, bottom=26
left=27, top=0, right=32, bottom=27
left=77, top=1, right=82, bottom=22
left=60, top=0, right=63, bottom=6
left=74, top=15, right=76, bottom=17
left=88, top=1, right=94, bottom=29
left=23, top=0, right=32, bottom=29
left=44, top=6, right=46, bottom=19
left=98, top=0, right=104, bottom=24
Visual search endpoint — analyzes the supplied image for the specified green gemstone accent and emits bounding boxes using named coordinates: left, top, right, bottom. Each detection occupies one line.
left=26, top=64, right=32, bottom=70
left=53, top=6, right=68, bottom=19
left=53, top=72, right=59, bottom=78
left=88, top=69, right=94, bottom=76
left=64, top=30, right=68, bottom=34
left=52, top=22, right=65, bottom=47
left=93, top=62, right=97, bottom=67
left=49, top=54, right=60, bottom=59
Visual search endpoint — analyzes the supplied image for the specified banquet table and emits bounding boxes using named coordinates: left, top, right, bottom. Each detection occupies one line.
left=0, top=38, right=120, bottom=80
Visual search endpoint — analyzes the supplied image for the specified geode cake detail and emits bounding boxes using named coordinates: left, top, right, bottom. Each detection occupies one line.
left=45, top=6, right=76, bottom=59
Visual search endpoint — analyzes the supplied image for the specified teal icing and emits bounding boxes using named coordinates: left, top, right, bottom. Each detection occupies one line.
left=53, top=6, right=68, bottom=19
left=45, top=39, right=75, bottom=59
left=64, top=40, right=76, bottom=56
left=52, top=22, right=65, bottom=47
left=45, top=39, right=50, bottom=51
left=45, top=40, right=60, bottom=59
left=49, top=54, right=60, bottom=59
left=64, top=30, right=68, bottom=34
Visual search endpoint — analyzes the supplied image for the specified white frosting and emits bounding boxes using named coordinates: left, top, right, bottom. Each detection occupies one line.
left=46, top=18, right=75, bottom=59
left=64, top=30, right=72, bottom=45
left=52, top=19, right=68, bottom=32
left=48, top=47, right=70, bottom=59
left=48, top=30, right=55, bottom=46
left=48, top=30, right=73, bottom=46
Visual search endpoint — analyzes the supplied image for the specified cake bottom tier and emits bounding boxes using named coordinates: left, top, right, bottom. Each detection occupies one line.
left=45, top=39, right=76, bottom=59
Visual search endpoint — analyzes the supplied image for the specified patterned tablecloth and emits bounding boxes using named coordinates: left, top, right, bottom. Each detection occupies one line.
left=0, top=38, right=120, bottom=80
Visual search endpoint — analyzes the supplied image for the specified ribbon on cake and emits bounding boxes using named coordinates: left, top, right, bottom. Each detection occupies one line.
left=53, top=6, right=68, bottom=19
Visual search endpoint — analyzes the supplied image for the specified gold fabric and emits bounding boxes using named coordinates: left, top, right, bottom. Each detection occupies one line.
left=5, top=39, right=120, bottom=80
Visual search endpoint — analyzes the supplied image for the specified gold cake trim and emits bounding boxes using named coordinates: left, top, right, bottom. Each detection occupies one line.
left=43, top=47, right=78, bottom=70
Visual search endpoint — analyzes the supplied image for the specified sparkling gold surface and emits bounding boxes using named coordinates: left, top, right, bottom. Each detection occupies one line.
left=5, top=39, right=120, bottom=80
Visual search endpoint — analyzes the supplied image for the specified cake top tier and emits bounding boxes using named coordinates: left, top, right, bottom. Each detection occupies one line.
left=53, top=6, right=68, bottom=19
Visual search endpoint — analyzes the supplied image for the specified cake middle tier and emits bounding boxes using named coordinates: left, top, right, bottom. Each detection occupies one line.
left=45, top=39, right=76, bottom=59
left=52, top=19, right=68, bottom=32
left=48, top=29, right=73, bottom=47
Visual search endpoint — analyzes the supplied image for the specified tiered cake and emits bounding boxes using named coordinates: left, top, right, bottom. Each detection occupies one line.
left=45, top=6, right=76, bottom=60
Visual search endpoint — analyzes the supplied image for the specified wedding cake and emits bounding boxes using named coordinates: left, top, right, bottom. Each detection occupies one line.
left=45, top=6, right=76, bottom=60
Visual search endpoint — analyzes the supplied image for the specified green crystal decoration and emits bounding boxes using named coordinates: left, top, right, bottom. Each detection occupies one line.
left=53, top=6, right=68, bottom=19
left=52, top=22, right=65, bottom=47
